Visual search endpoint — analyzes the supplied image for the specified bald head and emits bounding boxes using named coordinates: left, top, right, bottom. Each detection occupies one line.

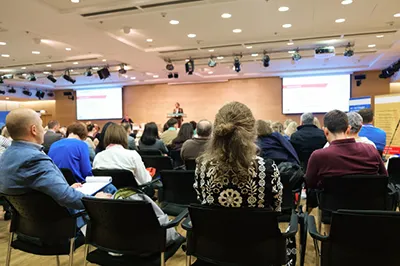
left=197, top=119, right=212, bottom=138
left=6, top=108, right=44, bottom=143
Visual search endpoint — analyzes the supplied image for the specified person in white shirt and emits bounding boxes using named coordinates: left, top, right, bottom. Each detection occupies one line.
left=324, top=112, right=376, bottom=148
left=93, top=124, right=152, bottom=185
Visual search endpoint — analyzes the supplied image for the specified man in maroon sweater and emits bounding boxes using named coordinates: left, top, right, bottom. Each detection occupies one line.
left=306, top=110, right=387, bottom=189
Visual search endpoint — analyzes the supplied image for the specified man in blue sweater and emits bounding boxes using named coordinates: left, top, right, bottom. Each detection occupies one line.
left=0, top=108, right=110, bottom=211
left=358, top=108, right=386, bottom=155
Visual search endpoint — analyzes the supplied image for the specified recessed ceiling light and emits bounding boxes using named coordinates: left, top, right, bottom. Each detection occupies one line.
left=43, top=71, right=50, bottom=74
left=1, top=54, right=10, bottom=57
left=102, top=59, right=107, bottom=62
left=251, top=53, right=258, bottom=57
left=21, top=67, right=26, bottom=69
left=282, top=24, right=292, bottom=28
left=335, top=18, right=346, bottom=23
left=73, top=62, right=79, bottom=65
left=376, top=35, right=384, bottom=38
left=233, top=29, right=242, bottom=33
left=153, top=75, right=159, bottom=78
left=0, top=42, right=6, bottom=46
left=146, top=39, right=153, bottom=42
left=70, top=69, right=74, bottom=72
left=65, top=47, right=72, bottom=51
left=71, top=0, right=80, bottom=3
left=394, top=13, right=400, bottom=18
left=208, top=71, right=213, bottom=74
left=93, top=67, right=99, bottom=70
left=368, top=44, right=376, bottom=48
left=169, top=20, right=179, bottom=25
left=287, top=42, right=294, bottom=45
left=32, top=51, right=40, bottom=54
left=185, top=59, right=190, bottom=62
left=187, top=34, right=196, bottom=38
left=5, top=97, right=9, bottom=100
left=217, top=56, right=224, bottom=60
left=278, top=6, right=289, bottom=12
left=130, top=77, right=136, bottom=80
left=221, top=13, right=232, bottom=18
left=46, top=64, right=51, bottom=67
left=208, top=49, right=215, bottom=52
left=246, top=46, right=253, bottom=49
left=341, top=0, right=353, bottom=5
left=288, top=51, right=295, bottom=54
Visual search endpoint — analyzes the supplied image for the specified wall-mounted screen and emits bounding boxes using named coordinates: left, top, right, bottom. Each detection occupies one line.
left=282, top=74, right=351, bottom=114
left=76, top=87, right=122, bottom=120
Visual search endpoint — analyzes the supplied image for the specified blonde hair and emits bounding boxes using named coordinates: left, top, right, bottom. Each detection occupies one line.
left=313, top=117, right=321, bottom=129
left=271, top=122, right=284, bottom=135
left=201, top=102, right=257, bottom=180
left=284, top=121, right=298, bottom=137
left=284, top=119, right=294, bottom=129
left=256, top=120, right=272, bottom=137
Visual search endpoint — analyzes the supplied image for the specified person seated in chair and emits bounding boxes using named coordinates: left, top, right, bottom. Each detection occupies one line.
left=160, top=118, right=178, bottom=146
left=139, top=122, right=168, bottom=155
left=358, top=108, right=386, bottom=155
left=181, top=119, right=212, bottom=161
left=93, top=124, right=152, bottom=185
left=42, top=120, right=62, bottom=154
left=306, top=110, right=387, bottom=190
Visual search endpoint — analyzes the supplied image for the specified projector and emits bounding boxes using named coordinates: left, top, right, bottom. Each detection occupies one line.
left=315, top=46, right=335, bottom=59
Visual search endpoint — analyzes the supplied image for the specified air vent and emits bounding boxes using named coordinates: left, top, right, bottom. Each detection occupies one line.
left=81, top=6, right=139, bottom=17
left=141, top=0, right=203, bottom=9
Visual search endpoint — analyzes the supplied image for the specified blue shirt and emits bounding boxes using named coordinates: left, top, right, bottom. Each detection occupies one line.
left=0, top=141, right=85, bottom=209
left=359, top=124, right=386, bottom=152
left=48, top=138, right=92, bottom=183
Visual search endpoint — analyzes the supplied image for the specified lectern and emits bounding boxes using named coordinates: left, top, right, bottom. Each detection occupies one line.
left=167, top=113, right=187, bottom=128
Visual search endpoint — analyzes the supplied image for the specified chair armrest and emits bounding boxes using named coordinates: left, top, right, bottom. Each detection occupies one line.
left=138, top=178, right=161, bottom=188
left=162, top=208, right=189, bottom=229
left=181, top=216, right=192, bottom=231
left=282, top=212, right=298, bottom=238
left=307, top=215, right=329, bottom=241
left=71, top=210, right=86, bottom=219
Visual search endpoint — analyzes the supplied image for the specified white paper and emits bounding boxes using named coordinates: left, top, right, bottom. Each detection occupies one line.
left=75, top=176, right=112, bottom=195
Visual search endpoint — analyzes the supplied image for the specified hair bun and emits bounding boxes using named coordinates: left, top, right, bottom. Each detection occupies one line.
left=214, top=122, right=236, bottom=136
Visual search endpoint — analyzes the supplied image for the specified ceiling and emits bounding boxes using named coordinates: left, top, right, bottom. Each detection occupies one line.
left=0, top=0, right=399, bottom=90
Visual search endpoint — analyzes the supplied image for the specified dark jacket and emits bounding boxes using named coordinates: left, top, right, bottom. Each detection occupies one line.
left=257, top=132, right=300, bottom=165
left=290, top=125, right=327, bottom=170
left=43, top=130, right=62, bottom=154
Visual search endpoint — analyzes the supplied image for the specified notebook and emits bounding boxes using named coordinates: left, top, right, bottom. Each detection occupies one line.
left=75, top=176, right=112, bottom=195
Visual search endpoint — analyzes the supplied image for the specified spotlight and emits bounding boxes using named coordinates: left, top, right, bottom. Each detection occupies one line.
left=262, top=53, right=270, bottom=67
left=47, top=74, right=57, bottom=83
left=35, top=90, right=45, bottom=100
left=344, top=43, right=354, bottom=57
left=168, top=73, right=173, bottom=79
left=234, top=57, right=241, bottom=73
left=118, top=64, right=127, bottom=74
left=174, top=73, right=179, bottom=79
left=84, top=68, right=93, bottom=77
left=97, top=67, right=110, bottom=80
left=22, top=89, right=32, bottom=96
left=27, top=73, right=36, bottom=81
left=292, top=49, right=302, bottom=61
left=166, top=62, right=174, bottom=71
left=47, top=92, right=54, bottom=97
left=208, top=57, right=217, bottom=67
left=185, top=59, right=194, bottom=75
left=63, top=70, right=76, bottom=84
left=0, top=90, right=5, bottom=95
left=8, top=87, right=16, bottom=93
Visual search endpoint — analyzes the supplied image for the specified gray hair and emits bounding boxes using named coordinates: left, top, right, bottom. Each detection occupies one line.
left=197, top=119, right=212, bottom=137
left=347, top=112, right=363, bottom=134
left=301, top=112, right=314, bottom=125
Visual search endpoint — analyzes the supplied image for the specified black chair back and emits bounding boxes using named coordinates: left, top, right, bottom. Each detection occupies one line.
left=82, top=198, right=165, bottom=254
left=185, top=159, right=196, bottom=170
left=139, top=149, right=163, bottom=156
left=141, top=155, right=173, bottom=178
left=187, top=205, right=287, bottom=266
left=318, top=175, right=389, bottom=223
left=160, top=170, right=197, bottom=205
left=4, top=191, right=77, bottom=241
left=92, top=169, right=139, bottom=189
left=60, top=168, right=76, bottom=186
left=322, top=210, right=400, bottom=266
left=387, top=157, right=400, bottom=185
left=169, top=149, right=184, bottom=168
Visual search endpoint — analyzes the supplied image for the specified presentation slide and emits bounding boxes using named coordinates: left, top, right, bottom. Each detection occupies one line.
left=76, top=88, right=123, bottom=120
left=282, top=74, right=351, bottom=114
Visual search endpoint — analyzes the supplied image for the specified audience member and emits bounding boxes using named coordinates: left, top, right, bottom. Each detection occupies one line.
left=121, top=122, right=137, bottom=150
left=85, top=123, right=97, bottom=161
left=189, top=120, right=197, bottom=135
left=313, top=116, right=321, bottom=129
left=256, top=120, right=299, bottom=165
left=0, top=108, right=109, bottom=211
left=86, top=122, right=99, bottom=142
left=181, top=119, right=212, bottom=161
left=358, top=108, right=386, bottom=154
left=284, top=121, right=298, bottom=139
left=139, top=122, right=168, bottom=154
left=160, top=118, right=178, bottom=145
left=93, top=124, right=152, bottom=185
left=284, top=119, right=294, bottom=130
left=1, top=126, right=11, bottom=140
left=0, top=129, right=12, bottom=156
left=49, top=122, right=92, bottom=183
left=271, top=121, right=284, bottom=135
left=324, top=112, right=376, bottom=148
left=95, top=122, right=115, bottom=153
left=43, top=120, right=62, bottom=153
left=169, top=123, right=193, bottom=151
left=306, top=110, right=387, bottom=189
left=290, top=112, right=326, bottom=170
left=58, top=126, right=67, bottom=138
